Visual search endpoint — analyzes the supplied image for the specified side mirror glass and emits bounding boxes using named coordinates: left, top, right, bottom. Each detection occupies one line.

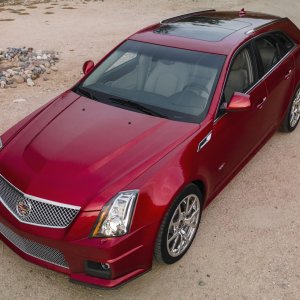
left=226, top=92, right=251, bottom=112
left=82, top=60, right=95, bottom=75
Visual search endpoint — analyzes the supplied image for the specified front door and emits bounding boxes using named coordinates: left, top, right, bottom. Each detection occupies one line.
left=204, top=45, right=270, bottom=195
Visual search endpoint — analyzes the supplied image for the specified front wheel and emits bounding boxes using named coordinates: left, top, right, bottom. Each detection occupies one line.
left=154, top=184, right=203, bottom=264
left=280, top=86, right=300, bottom=132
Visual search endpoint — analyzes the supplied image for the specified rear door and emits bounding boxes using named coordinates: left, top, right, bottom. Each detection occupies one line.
left=253, top=32, right=296, bottom=130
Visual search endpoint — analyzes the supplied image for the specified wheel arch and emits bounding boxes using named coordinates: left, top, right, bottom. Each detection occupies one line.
left=191, top=179, right=206, bottom=204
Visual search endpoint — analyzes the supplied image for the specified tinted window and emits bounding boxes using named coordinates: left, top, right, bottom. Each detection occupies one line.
left=76, top=40, right=226, bottom=124
left=273, top=32, right=294, bottom=57
left=255, top=36, right=280, bottom=73
left=224, top=47, right=255, bottom=102
left=155, top=18, right=251, bottom=42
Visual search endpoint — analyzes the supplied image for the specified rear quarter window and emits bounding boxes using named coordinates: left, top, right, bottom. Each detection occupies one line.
left=272, top=32, right=295, bottom=57
left=255, top=35, right=281, bottom=73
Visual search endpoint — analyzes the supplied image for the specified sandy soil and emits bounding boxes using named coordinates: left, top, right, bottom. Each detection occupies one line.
left=0, top=1, right=299, bottom=299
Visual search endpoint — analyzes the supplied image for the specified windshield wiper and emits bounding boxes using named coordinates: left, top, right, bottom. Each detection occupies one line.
left=75, top=86, right=96, bottom=100
left=110, top=97, right=166, bottom=118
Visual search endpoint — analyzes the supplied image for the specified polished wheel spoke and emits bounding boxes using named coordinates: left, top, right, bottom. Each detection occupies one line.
left=177, top=234, right=183, bottom=254
left=184, top=208, right=200, bottom=228
left=171, top=235, right=180, bottom=252
left=167, top=193, right=201, bottom=257
left=290, top=90, right=300, bottom=127
left=168, top=231, right=179, bottom=244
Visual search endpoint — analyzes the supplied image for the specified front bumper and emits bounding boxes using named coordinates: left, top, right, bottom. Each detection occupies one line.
left=0, top=207, right=156, bottom=288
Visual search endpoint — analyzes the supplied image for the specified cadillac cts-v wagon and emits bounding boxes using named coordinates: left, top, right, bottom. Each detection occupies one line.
left=0, top=9, right=299, bottom=288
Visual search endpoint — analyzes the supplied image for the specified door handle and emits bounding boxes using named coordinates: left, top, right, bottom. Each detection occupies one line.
left=284, top=69, right=292, bottom=80
left=257, top=97, right=267, bottom=109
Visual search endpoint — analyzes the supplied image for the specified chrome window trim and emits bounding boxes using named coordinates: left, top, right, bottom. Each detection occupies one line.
left=213, top=30, right=297, bottom=124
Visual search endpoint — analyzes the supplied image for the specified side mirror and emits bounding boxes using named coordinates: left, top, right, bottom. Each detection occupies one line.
left=82, top=60, right=95, bottom=75
left=226, top=92, right=251, bottom=112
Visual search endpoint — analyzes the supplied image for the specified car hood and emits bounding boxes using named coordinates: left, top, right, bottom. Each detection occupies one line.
left=0, top=91, right=198, bottom=211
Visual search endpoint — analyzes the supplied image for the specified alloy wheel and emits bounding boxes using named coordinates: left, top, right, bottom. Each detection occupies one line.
left=166, top=194, right=201, bottom=257
left=290, top=88, right=300, bottom=128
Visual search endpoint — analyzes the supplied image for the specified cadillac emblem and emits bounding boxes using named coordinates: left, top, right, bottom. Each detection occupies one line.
left=16, top=199, right=32, bottom=218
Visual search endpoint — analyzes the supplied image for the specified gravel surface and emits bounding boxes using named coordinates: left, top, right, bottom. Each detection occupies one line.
left=0, top=1, right=299, bottom=299
left=0, top=47, right=59, bottom=88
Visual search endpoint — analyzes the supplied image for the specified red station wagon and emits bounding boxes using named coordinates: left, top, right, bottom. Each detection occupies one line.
left=0, top=9, right=299, bottom=288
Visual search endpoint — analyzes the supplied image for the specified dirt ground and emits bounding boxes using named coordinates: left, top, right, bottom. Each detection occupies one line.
left=0, top=0, right=299, bottom=299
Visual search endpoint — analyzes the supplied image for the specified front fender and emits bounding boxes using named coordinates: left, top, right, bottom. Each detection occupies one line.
left=126, top=139, right=207, bottom=233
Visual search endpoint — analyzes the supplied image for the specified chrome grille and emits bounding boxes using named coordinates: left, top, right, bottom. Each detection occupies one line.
left=0, top=175, right=80, bottom=228
left=0, top=222, right=69, bottom=268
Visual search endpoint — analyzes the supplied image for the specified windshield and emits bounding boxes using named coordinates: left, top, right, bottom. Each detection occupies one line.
left=75, top=40, right=226, bottom=123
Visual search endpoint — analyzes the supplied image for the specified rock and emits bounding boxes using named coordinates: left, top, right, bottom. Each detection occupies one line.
left=12, top=75, right=24, bottom=84
left=10, top=84, right=17, bottom=88
left=31, top=74, right=38, bottom=80
left=6, top=69, right=14, bottom=75
left=32, top=67, right=42, bottom=75
left=0, top=47, right=59, bottom=88
left=0, top=81, right=6, bottom=88
left=13, top=98, right=27, bottom=103
left=39, top=64, right=46, bottom=71
left=6, top=79, right=13, bottom=85
left=17, top=62, right=26, bottom=68
left=0, top=61, right=13, bottom=70
left=27, top=78, right=34, bottom=87
left=43, top=77, right=49, bottom=81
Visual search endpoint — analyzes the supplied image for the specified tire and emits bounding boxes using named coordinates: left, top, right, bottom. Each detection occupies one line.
left=280, top=86, right=300, bottom=133
left=154, top=184, right=203, bottom=264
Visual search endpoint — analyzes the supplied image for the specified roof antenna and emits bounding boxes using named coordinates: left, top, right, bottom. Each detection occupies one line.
left=239, top=8, right=246, bottom=17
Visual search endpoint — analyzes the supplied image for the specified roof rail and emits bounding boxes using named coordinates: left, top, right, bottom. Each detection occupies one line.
left=161, top=9, right=216, bottom=24
left=245, top=17, right=288, bottom=35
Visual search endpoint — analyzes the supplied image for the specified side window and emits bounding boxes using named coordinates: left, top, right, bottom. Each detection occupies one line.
left=223, top=47, right=255, bottom=103
left=255, top=36, right=280, bottom=73
left=272, top=32, right=294, bottom=57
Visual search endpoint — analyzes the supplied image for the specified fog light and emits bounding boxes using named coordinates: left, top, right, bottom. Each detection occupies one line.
left=85, top=260, right=112, bottom=279
left=101, top=263, right=110, bottom=270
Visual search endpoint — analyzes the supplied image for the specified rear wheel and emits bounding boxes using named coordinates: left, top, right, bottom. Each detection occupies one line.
left=154, top=184, right=203, bottom=264
left=280, top=86, right=300, bottom=132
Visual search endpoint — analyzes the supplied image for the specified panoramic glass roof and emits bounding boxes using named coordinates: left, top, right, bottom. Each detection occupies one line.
left=155, top=17, right=251, bottom=42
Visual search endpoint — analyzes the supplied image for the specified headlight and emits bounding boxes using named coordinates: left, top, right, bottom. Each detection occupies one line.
left=90, top=190, right=138, bottom=238
left=0, top=137, right=3, bottom=149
